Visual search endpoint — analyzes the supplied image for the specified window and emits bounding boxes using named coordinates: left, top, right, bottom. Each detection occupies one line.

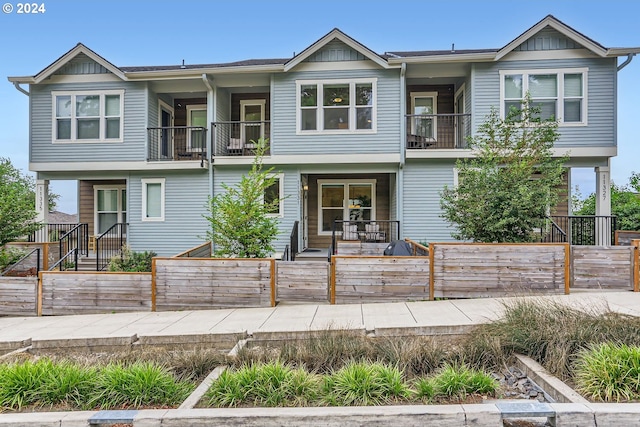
left=95, top=186, right=126, bottom=235
left=500, top=69, right=587, bottom=125
left=264, top=174, right=284, bottom=217
left=187, top=106, right=206, bottom=152
left=142, top=178, right=165, bottom=221
left=297, top=79, right=376, bottom=133
left=53, top=90, right=124, bottom=142
left=317, top=180, right=376, bottom=234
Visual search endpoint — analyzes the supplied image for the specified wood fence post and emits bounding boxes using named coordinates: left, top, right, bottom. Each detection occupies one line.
left=37, top=271, right=43, bottom=316
left=330, top=256, right=336, bottom=304
left=270, top=259, right=276, bottom=307
left=42, top=243, right=49, bottom=271
left=429, top=243, right=435, bottom=301
left=151, top=258, right=157, bottom=312
left=564, top=243, right=571, bottom=295
left=633, top=240, right=640, bottom=292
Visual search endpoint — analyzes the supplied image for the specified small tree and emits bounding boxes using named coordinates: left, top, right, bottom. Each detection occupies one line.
left=440, top=96, right=567, bottom=242
left=0, top=157, right=43, bottom=246
left=204, top=138, right=280, bottom=257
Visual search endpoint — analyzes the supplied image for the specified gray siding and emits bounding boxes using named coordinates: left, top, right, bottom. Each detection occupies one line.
left=30, top=81, right=148, bottom=163
left=54, top=53, right=111, bottom=75
left=128, top=170, right=210, bottom=256
left=304, top=39, right=366, bottom=62
left=472, top=58, right=616, bottom=146
left=271, top=68, right=401, bottom=155
left=514, top=27, right=583, bottom=51
left=402, top=161, right=456, bottom=243
left=212, top=167, right=299, bottom=254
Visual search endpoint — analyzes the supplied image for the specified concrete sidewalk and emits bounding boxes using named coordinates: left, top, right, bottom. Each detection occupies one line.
left=1, top=291, right=639, bottom=354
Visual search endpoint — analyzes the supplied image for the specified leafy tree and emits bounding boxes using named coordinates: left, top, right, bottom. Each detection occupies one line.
left=573, top=172, right=640, bottom=230
left=440, top=96, right=567, bottom=242
left=0, top=158, right=44, bottom=246
left=204, top=139, right=281, bottom=258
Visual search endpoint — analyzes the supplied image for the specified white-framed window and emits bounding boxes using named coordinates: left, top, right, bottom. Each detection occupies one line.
left=500, top=68, right=587, bottom=125
left=410, top=91, right=438, bottom=140
left=264, top=173, right=284, bottom=218
left=186, top=105, right=206, bottom=152
left=142, top=178, right=165, bottom=221
left=317, top=179, right=376, bottom=235
left=297, top=79, right=376, bottom=133
left=94, top=186, right=126, bottom=235
left=53, top=90, right=124, bottom=142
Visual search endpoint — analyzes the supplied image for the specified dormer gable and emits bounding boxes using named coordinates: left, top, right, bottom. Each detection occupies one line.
left=284, top=28, right=390, bottom=71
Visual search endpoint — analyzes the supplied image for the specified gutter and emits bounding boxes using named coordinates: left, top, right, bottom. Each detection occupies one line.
left=398, top=63, right=406, bottom=238
left=202, top=74, right=215, bottom=199
left=13, top=82, right=29, bottom=96
left=617, top=53, right=636, bottom=71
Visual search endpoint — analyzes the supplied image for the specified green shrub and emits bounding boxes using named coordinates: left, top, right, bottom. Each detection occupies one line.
left=0, top=247, right=27, bottom=271
left=414, top=364, right=497, bottom=402
left=574, top=343, right=640, bottom=402
left=108, top=245, right=156, bottom=272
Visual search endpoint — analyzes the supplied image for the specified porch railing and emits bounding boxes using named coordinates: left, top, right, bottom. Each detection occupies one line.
left=147, top=127, right=207, bottom=165
left=28, top=223, right=79, bottom=243
left=536, top=215, right=617, bottom=245
left=95, top=223, right=127, bottom=271
left=212, top=121, right=271, bottom=156
left=289, top=221, right=299, bottom=261
left=58, top=223, right=89, bottom=258
left=48, top=248, right=78, bottom=272
left=405, top=113, right=471, bottom=149
left=1, top=248, right=41, bottom=277
left=331, top=220, right=400, bottom=255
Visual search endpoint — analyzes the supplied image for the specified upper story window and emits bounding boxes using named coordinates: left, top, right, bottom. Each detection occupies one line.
left=52, top=90, right=124, bottom=142
left=297, top=79, right=376, bottom=134
left=500, top=68, right=587, bottom=126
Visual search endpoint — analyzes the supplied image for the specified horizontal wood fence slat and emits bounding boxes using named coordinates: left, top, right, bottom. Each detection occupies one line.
left=154, top=258, right=274, bottom=311
left=432, top=244, right=568, bottom=298
left=0, top=277, right=37, bottom=316
left=336, top=242, right=389, bottom=256
left=40, top=272, right=151, bottom=315
left=332, top=256, right=429, bottom=304
left=616, top=231, right=640, bottom=246
left=276, top=261, right=329, bottom=303
left=571, top=246, right=634, bottom=289
left=173, top=242, right=212, bottom=258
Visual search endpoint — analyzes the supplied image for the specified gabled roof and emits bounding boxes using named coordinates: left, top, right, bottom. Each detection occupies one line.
left=120, top=58, right=289, bottom=73
left=28, top=43, right=126, bottom=83
left=284, top=28, right=391, bottom=71
left=495, top=14, right=608, bottom=60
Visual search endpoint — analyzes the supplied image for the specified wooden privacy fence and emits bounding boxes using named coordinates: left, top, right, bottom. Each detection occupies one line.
left=38, top=272, right=152, bottom=315
left=0, top=277, right=38, bottom=316
left=173, top=242, right=212, bottom=258
left=616, top=231, right=640, bottom=246
left=276, top=261, right=328, bottom=303
left=572, top=246, right=635, bottom=289
left=153, top=258, right=275, bottom=311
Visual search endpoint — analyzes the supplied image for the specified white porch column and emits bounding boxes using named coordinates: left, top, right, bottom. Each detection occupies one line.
left=595, top=163, right=611, bottom=246
left=35, top=179, right=49, bottom=242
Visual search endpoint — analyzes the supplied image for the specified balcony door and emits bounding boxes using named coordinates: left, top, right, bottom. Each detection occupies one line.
left=410, top=92, right=438, bottom=140
left=240, top=100, right=265, bottom=146
left=317, top=179, right=376, bottom=235
left=159, top=100, right=174, bottom=158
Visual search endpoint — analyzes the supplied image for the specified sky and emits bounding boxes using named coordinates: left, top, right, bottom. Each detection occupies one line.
left=1, top=0, right=638, bottom=214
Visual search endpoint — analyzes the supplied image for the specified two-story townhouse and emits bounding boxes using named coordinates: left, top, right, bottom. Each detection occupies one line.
left=8, top=15, right=639, bottom=259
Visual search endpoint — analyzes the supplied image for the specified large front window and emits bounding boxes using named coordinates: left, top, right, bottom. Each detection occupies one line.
left=501, top=69, right=586, bottom=125
left=298, top=79, right=376, bottom=133
left=95, top=186, right=126, bottom=235
left=53, top=91, right=124, bottom=141
left=318, top=180, right=375, bottom=234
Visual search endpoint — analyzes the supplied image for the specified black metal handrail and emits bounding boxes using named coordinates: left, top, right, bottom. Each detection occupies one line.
left=48, top=248, right=78, bottom=272
left=331, top=220, right=401, bottom=255
left=147, top=126, right=208, bottom=166
left=28, top=223, right=79, bottom=242
left=536, top=215, right=617, bottom=245
left=58, top=223, right=88, bottom=258
left=283, top=245, right=290, bottom=261
left=1, top=248, right=41, bottom=276
left=212, top=121, right=271, bottom=156
left=289, top=221, right=299, bottom=262
left=405, top=113, right=471, bottom=149
left=96, top=223, right=127, bottom=271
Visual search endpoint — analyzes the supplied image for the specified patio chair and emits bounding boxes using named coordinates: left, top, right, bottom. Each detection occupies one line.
left=365, top=222, right=386, bottom=241
left=342, top=222, right=359, bottom=240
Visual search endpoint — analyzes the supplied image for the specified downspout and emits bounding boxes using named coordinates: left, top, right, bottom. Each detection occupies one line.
left=398, top=63, right=406, bottom=238
left=202, top=74, right=215, bottom=198
left=13, top=82, right=29, bottom=96
left=617, top=53, right=636, bottom=72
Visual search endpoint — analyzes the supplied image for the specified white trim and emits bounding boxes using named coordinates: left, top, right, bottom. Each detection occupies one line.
left=47, top=74, right=123, bottom=84
left=292, top=61, right=384, bottom=72
left=454, top=84, right=466, bottom=148
left=30, top=160, right=207, bottom=172
left=317, top=179, right=377, bottom=236
left=93, top=185, right=126, bottom=236
left=186, top=105, right=207, bottom=152
left=499, top=68, right=588, bottom=126
left=158, top=100, right=174, bottom=126
left=501, top=49, right=599, bottom=61
left=214, top=153, right=401, bottom=167
left=141, top=178, right=165, bottom=222
left=409, top=91, right=438, bottom=140
left=452, top=168, right=459, bottom=188
left=265, top=173, right=285, bottom=218
left=52, top=90, right=125, bottom=143
left=296, top=78, right=377, bottom=135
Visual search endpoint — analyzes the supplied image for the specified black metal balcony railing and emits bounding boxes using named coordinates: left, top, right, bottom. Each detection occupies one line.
left=536, top=216, right=617, bottom=245
left=147, top=127, right=207, bottom=165
left=212, top=121, right=271, bottom=156
left=59, top=223, right=89, bottom=258
left=406, top=113, right=471, bottom=149
left=330, top=220, right=401, bottom=256
left=96, top=223, right=127, bottom=271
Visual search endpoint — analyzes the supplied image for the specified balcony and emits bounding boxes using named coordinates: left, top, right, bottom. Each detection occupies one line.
left=147, top=127, right=207, bottom=164
left=406, top=113, right=471, bottom=150
left=212, top=121, right=271, bottom=157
